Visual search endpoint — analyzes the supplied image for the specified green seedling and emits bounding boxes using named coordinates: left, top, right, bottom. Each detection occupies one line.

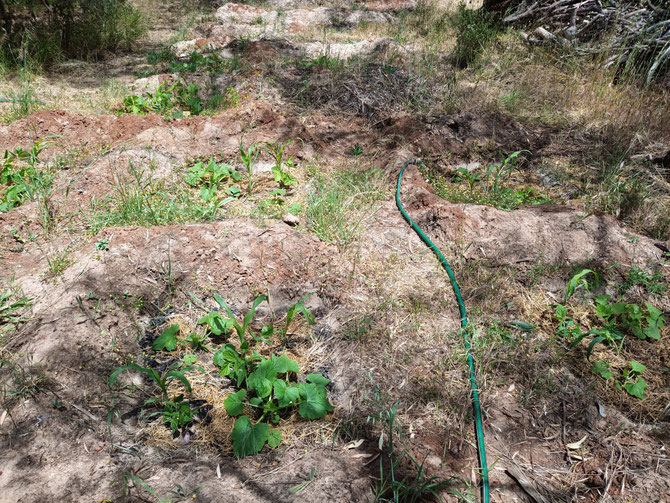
left=240, top=141, right=260, bottom=196
left=349, top=144, right=364, bottom=158
left=455, top=167, right=480, bottom=197
left=564, top=269, right=597, bottom=302
left=594, top=360, right=648, bottom=399
left=122, top=78, right=204, bottom=117
left=263, top=138, right=303, bottom=188
left=281, top=293, right=316, bottom=344
left=372, top=402, right=455, bottom=502
left=184, top=158, right=241, bottom=205
left=95, top=237, right=110, bottom=251
left=153, top=324, right=212, bottom=352
left=109, top=362, right=202, bottom=433
left=200, top=293, right=332, bottom=457
left=484, top=150, right=530, bottom=195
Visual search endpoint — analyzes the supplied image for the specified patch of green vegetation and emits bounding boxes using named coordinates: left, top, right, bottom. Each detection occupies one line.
left=251, top=188, right=301, bottom=224
left=264, top=138, right=301, bottom=188
left=306, top=167, right=386, bottom=244
left=121, top=78, right=238, bottom=118
left=184, top=157, right=242, bottom=204
left=449, top=3, right=501, bottom=68
left=617, top=266, right=666, bottom=297
left=0, top=0, right=146, bottom=69
left=86, top=163, right=220, bottom=234
left=109, top=361, right=203, bottom=434
left=137, top=292, right=328, bottom=457
left=142, top=49, right=241, bottom=77
left=370, top=402, right=459, bottom=502
left=0, top=285, right=32, bottom=345
left=1, top=137, right=59, bottom=234
left=423, top=152, right=551, bottom=211
left=554, top=269, right=665, bottom=399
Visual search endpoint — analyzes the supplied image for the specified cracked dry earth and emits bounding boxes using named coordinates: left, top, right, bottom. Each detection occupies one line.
left=1, top=1, right=669, bottom=502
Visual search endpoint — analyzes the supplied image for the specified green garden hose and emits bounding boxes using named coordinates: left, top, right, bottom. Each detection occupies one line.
left=396, top=159, right=489, bottom=503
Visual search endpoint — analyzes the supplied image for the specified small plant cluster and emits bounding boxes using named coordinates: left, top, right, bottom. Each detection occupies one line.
left=122, top=78, right=204, bottom=117
left=0, top=286, right=32, bottom=342
left=122, top=77, right=239, bottom=118
left=109, top=292, right=331, bottom=457
left=109, top=361, right=202, bottom=434
left=555, top=269, right=665, bottom=399
left=184, top=158, right=241, bottom=205
left=143, top=48, right=241, bottom=77
left=617, top=266, right=666, bottom=297
left=426, top=151, right=552, bottom=211
left=1, top=138, right=53, bottom=212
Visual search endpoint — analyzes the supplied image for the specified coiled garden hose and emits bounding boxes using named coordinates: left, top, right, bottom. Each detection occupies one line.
left=396, top=159, right=490, bottom=503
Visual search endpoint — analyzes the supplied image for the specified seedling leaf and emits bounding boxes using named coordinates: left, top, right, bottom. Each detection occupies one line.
left=268, top=428, right=282, bottom=448
left=306, top=373, right=330, bottom=386
left=298, top=382, right=334, bottom=420
left=225, top=389, right=247, bottom=416
left=624, top=378, right=646, bottom=399
left=231, top=415, right=270, bottom=458
left=153, top=324, right=180, bottom=351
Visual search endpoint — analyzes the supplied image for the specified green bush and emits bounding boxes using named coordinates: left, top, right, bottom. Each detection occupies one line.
left=450, top=3, right=500, bottom=68
left=0, top=0, right=146, bottom=68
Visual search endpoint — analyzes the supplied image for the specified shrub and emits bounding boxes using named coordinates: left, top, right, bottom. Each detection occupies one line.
left=450, top=3, right=500, bottom=68
left=0, top=0, right=146, bottom=68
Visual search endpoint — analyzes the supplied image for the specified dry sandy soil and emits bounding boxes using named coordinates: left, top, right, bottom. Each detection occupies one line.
left=0, top=1, right=668, bottom=502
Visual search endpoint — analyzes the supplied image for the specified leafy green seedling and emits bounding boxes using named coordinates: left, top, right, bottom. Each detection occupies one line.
left=348, top=144, right=363, bottom=158
left=564, top=269, right=597, bottom=302
left=153, top=324, right=180, bottom=351
left=109, top=362, right=203, bottom=433
left=281, top=293, right=316, bottom=344
left=95, top=237, right=110, bottom=251
left=264, top=138, right=303, bottom=188
left=484, top=150, right=530, bottom=195
left=456, top=167, right=480, bottom=197
left=240, top=141, right=260, bottom=196
left=202, top=292, right=333, bottom=457
left=623, top=361, right=647, bottom=399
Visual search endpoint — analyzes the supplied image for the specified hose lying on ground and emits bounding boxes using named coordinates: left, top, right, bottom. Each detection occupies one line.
left=395, top=158, right=489, bottom=503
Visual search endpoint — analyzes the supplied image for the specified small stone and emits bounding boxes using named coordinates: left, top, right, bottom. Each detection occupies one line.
left=283, top=214, right=300, bottom=226
left=425, top=455, right=442, bottom=469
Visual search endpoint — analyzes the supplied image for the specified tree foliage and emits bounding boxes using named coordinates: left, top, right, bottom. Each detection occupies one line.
left=0, top=0, right=146, bottom=67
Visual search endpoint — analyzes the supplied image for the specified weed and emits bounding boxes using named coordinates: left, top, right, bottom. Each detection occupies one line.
left=87, top=163, right=220, bottom=233
left=144, top=49, right=240, bottom=77
left=0, top=285, right=32, bottom=340
left=617, top=266, right=666, bottom=297
left=371, top=402, right=456, bottom=502
left=1, top=70, right=42, bottom=123
left=306, top=167, right=386, bottom=244
left=1, top=136, right=61, bottom=232
left=349, top=144, right=364, bottom=158
left=0, top=357, right=46, bottom=414
left=44, top=247, right=74, bottom=279
left=450, top=4, right=500, bottom=69
left=95, top=238, right=110, bottom=251
left=423, top=153, right=550, bottom=211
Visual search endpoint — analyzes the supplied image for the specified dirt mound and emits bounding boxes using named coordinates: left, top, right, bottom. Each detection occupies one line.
left=1, top=219, right=354, bottom=503
left=388, top=162, right=664, bottom=269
